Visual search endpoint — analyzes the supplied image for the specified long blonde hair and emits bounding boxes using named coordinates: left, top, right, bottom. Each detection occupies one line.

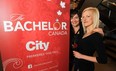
left=82, top=7, right=100, bottom=33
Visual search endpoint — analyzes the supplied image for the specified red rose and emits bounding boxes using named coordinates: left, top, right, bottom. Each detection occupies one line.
left=72, top=43, right=78, bottom=49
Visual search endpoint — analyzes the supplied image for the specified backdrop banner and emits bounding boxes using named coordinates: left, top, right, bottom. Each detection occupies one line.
left=0, top=0, right=70, bottom=71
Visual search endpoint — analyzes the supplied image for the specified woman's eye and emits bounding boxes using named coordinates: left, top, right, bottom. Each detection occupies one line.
left=87, top=15, right=90, bottom=17
left=74, top=17, right=78, bottom=19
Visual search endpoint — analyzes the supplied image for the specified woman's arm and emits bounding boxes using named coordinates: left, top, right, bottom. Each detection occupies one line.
left=73, top=51, right=98, bottom=63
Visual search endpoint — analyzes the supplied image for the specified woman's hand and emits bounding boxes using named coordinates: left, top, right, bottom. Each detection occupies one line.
left=73, top=51, right=97, bottom=63
left=93, top=28, right=104, bottom=36
left=73, top=51, right=83, bottom=59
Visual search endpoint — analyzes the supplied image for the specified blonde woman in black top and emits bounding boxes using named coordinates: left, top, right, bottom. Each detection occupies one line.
left=73, top=7, right=107, bottom=71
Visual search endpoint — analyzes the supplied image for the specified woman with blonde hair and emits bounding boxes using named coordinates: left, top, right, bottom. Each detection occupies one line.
left=73, top=7, right=107, bottom=71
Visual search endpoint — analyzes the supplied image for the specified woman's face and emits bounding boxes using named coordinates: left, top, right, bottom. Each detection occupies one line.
left=71, top=14, right=79, bottom=27
left=81, top=10, right=93, bottom=27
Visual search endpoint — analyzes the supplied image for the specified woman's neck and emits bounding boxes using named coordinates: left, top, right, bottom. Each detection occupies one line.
left=73, top=25, right=80, bottom=34
left=86, top=25, right=93, bottom=34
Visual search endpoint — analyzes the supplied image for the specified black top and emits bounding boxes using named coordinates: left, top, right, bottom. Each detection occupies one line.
left=76, top=32, right=107, bottom=71
left=70, top=23, right=84, bottom=61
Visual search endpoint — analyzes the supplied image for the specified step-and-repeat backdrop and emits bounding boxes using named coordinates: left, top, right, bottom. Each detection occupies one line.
left=0, top=0, right=70, bottom=71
